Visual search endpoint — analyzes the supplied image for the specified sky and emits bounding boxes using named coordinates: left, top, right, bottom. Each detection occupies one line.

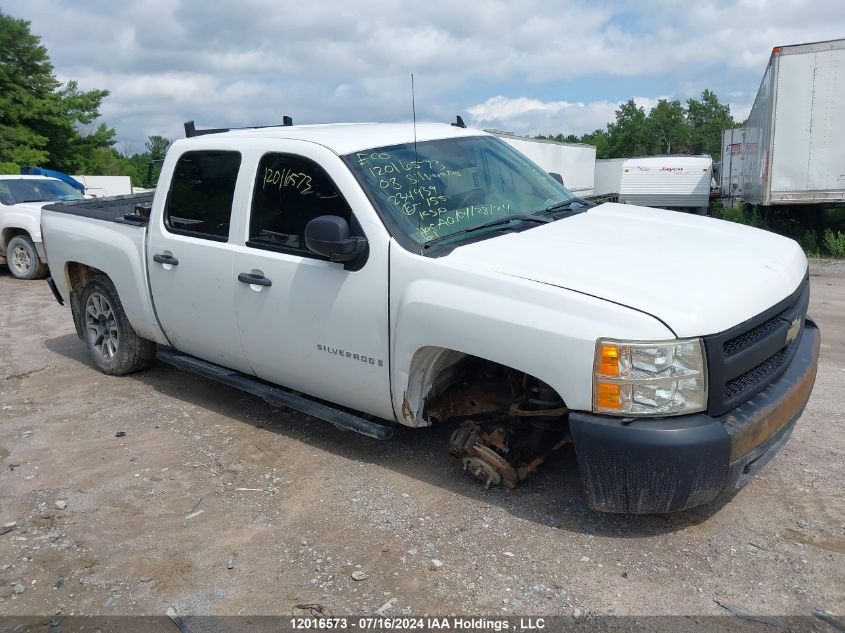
left=4, top=0, right=844, bottom=152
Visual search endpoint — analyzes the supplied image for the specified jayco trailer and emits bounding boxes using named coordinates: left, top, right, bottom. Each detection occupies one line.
left=618, top=156, right=712, bottom=211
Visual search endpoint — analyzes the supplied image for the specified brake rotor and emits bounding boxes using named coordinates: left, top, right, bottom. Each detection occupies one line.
left=462, top=456, right=502, bottom=489
left=470, top=444, right=519, bottom=489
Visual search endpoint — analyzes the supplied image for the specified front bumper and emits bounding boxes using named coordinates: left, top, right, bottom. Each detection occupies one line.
left=569, top=319, right=820, bottom=514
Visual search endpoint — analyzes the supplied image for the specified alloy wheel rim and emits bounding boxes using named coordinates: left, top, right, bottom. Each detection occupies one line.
left=11, top=245, right=32, bottom=275
left=85, top=292, right=119, bottom=359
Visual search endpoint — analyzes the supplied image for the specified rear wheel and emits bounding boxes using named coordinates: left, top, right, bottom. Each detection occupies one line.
left=79, top=276, right=156, bottom=375
left=6, top=235, right=48, bottom=280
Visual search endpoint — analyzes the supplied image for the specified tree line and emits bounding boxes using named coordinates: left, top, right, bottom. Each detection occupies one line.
left=537, top=92, right=738, bottom=161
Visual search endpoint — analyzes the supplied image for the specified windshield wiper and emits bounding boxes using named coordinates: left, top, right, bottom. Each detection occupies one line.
left=534, top=197, right=592, bottom=216
left=423, top=214, right=550, bottom=249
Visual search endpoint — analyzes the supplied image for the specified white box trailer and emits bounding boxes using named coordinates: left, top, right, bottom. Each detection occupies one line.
left=71, top=175, right=133, bottom=198
left=618, top=155, right=712, bottom=210
left=741, top=39, right=845, bottom=207
left=594, top=158, right=627, bottom=196
left=720, top=127, right=748, bottom=201
left=487, top=130, right=596, bottom=197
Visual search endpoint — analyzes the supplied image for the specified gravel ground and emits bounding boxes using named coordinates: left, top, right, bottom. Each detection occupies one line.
left=0, top=260, right=842, bottom=618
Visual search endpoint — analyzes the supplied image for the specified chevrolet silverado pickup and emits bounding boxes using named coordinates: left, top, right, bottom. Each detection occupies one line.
left=40, top=121, right=820, bottom=513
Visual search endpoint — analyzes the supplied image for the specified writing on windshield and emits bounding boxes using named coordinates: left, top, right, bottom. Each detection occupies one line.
left=345, top=136, right=571, bottom=247
left=353, top=151, right=516, bottom=242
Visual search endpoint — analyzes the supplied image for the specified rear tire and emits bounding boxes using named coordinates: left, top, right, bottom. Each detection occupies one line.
left=79, top=276, right=156, bottom=375
left=6, top=235, right=48, bottom=280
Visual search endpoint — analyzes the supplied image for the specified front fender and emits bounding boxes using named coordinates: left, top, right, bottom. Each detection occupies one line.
left=390, top=272, right=674, bottom=426
left=1, top=211, right=42, bottom=248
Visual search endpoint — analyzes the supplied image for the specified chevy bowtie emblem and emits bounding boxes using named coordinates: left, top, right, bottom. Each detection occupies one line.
left=785, top=316, right=802, bottom=346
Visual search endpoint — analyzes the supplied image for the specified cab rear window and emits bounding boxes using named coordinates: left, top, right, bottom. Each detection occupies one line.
left=165, top=151, right=241, bottom=241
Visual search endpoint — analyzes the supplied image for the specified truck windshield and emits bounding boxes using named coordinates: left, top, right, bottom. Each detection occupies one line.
left=343, top=136, right=581, bottom=249
left=0, top=179, right=84, bottom=204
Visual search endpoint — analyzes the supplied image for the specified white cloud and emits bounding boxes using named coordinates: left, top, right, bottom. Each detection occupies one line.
left=467, top=96, right=620, bottom=136
left=730, top=103, right=754, bottom=124
left=2, top=0, right=842, bottom=147
left=466, top=95, right=672, bottom=137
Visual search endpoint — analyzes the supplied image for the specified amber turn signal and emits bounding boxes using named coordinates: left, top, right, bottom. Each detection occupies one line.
left=598, top=344, right=620, bottom=376
left=596, top=383, right=621, bottom=409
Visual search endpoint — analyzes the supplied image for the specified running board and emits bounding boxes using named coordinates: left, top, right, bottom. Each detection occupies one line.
left=155, top=348, right=393, bottom=440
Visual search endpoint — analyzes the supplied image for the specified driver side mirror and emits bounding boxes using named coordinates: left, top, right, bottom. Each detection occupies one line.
left=549, top=172, right=564, bottom=186
left=304, top=215, right=368, bottom=271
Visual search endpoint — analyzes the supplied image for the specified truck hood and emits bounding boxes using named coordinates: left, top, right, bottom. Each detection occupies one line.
left=449, top=203, right=807, bottom=337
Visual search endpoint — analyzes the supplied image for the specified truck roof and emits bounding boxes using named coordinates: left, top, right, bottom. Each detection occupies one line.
left=193, top=122, right=488, bottom=155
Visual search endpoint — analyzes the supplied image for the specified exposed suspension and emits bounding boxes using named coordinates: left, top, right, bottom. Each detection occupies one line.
left=427, top=364, right=571, bottom=489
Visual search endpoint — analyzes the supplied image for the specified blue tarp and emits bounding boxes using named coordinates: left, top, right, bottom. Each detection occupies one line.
left=21, top=167, right=86, bottom=192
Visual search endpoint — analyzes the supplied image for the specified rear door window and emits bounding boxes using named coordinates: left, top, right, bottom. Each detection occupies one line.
left=248, top=153, right=352, bottom=254
left=165, top=150, right=241, bottom=241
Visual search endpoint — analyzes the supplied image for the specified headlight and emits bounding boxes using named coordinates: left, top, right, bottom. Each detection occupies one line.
left=593, top=338, right=707, bottom=416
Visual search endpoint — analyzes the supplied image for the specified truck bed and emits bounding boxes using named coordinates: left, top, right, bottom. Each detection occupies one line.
left=41, top=191, right=167, bottom=345
left=43, top=192, right=154, bottom=224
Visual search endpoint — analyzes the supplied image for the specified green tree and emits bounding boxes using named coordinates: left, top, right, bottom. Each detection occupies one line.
left=647, top=99, right=688, bottom=155
left=539, top=89, right=737, bottom=160
left=607, top=99, right=650, bottom=158
left=686, top=89, right=736, bottom=160
left=0, top=11, right=116, bottom=172
left=109, top=135, right=173, bottom=187
left=144, top=135, right=171, bottom=161
left=535, top=133, right=580, bottom=144
left=579, top=128, right=611, bottom=158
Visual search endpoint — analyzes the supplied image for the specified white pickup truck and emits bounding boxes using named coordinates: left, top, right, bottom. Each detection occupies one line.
left=41, top=121, right=820, bottom=513
left=0, top=175, right=84, bottom=279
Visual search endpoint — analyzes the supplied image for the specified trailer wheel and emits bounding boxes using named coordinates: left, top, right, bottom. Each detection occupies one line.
left=6, top=235, right=48, bottom=280
left=79, top=276, right=156, bottom=375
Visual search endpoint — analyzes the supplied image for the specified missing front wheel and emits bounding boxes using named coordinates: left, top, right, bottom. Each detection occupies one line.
left=429, top=365, right=571, bottom=489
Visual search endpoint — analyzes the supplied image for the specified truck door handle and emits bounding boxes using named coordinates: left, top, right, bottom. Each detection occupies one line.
left=238, top=272, right=272, bottom=287
left=153, top=253, right=179, bottom=266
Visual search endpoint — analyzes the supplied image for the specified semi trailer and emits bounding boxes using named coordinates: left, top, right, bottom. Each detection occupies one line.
left=739, top=39, right=845, bottom=209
